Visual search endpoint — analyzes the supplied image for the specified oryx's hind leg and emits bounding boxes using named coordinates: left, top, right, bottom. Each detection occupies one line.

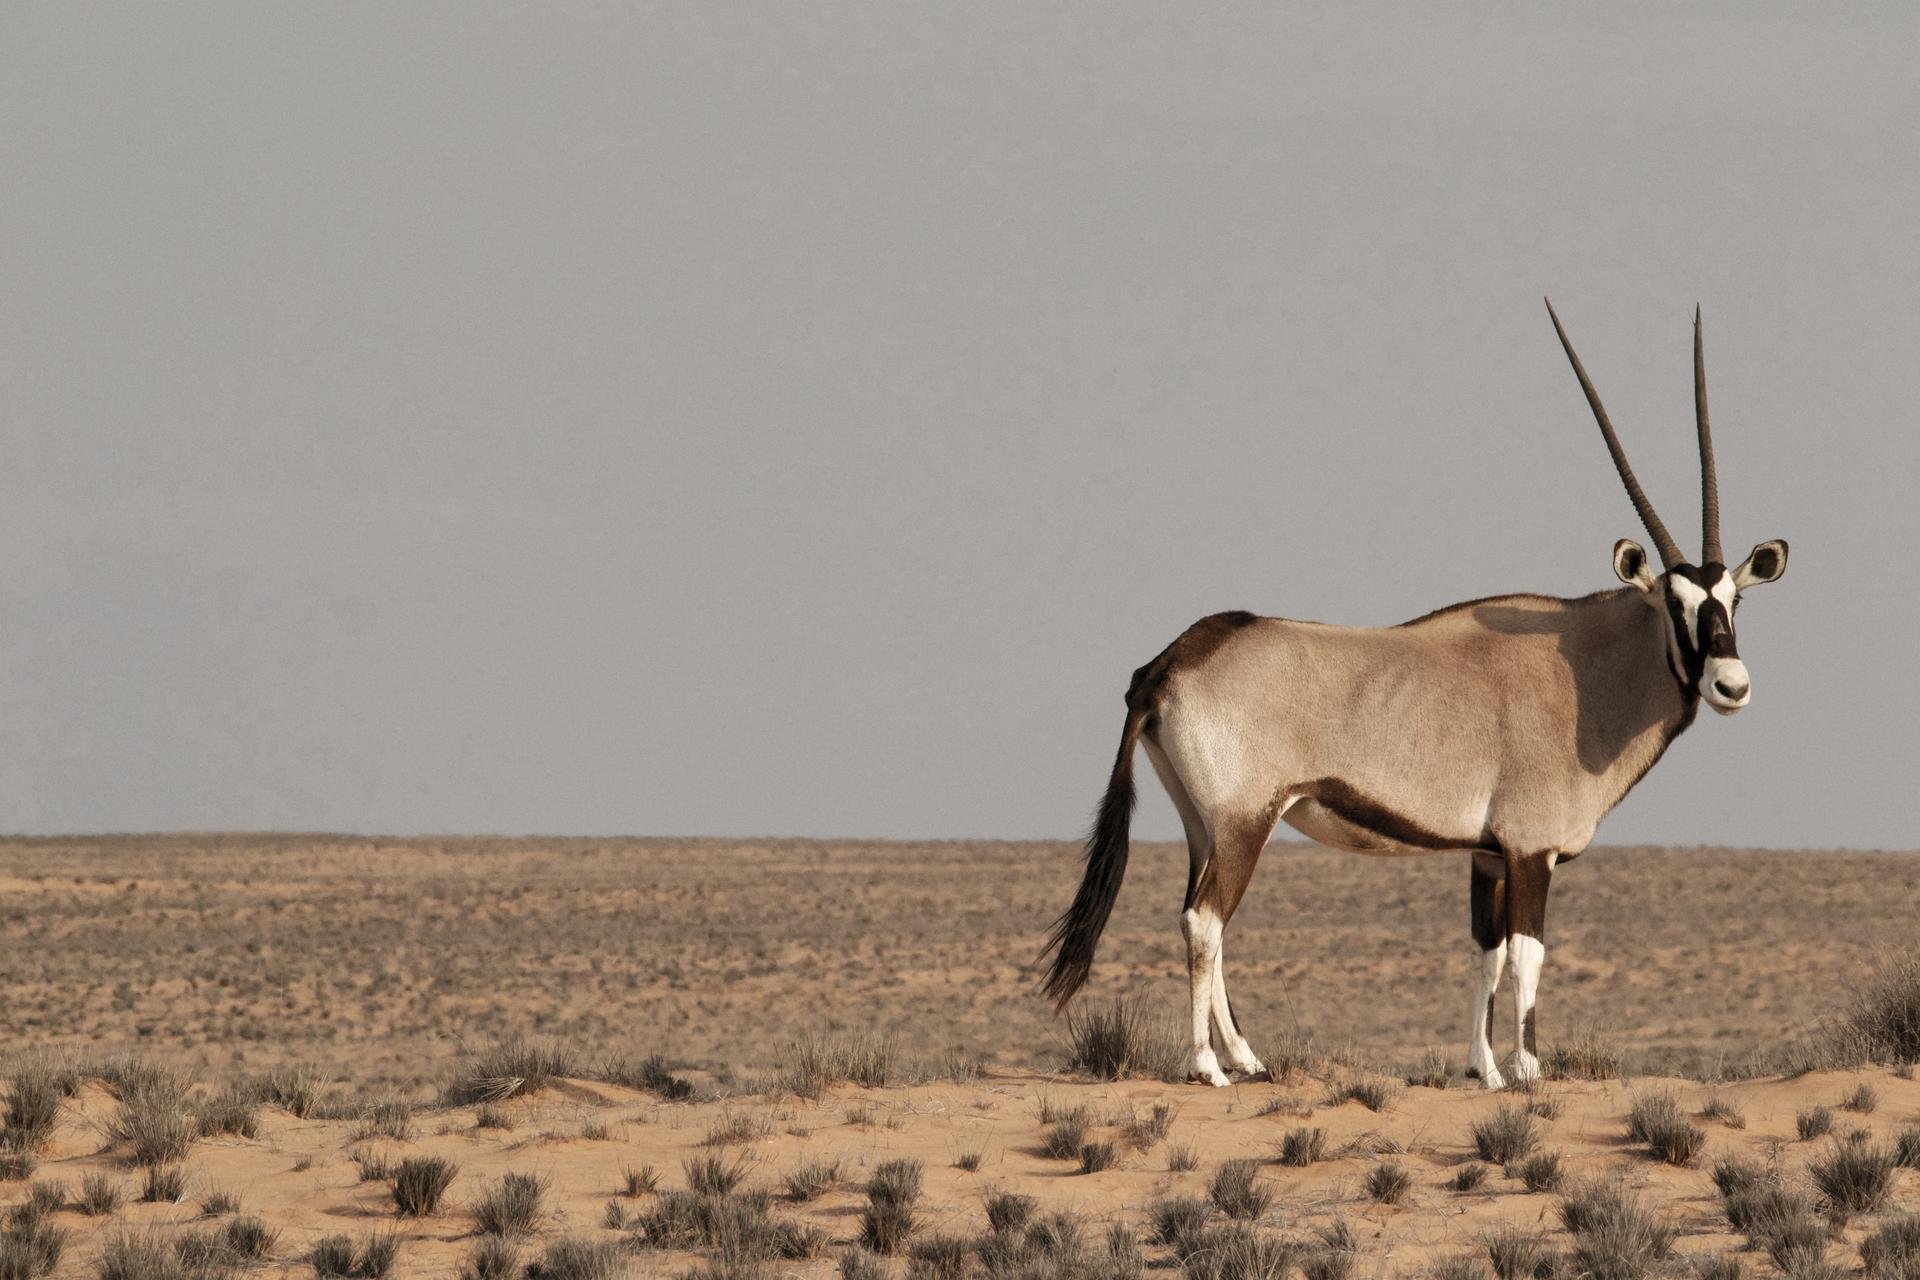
left=1183, top=811, right=1278, bottom=1086
left=1466, top=853, right=1508, bottom=1089
left=1505, top=852, right=1556, bottom=1085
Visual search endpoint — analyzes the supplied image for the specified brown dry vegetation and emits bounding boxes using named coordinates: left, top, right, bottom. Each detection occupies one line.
left=7, top=835, right=1920, bottom=1278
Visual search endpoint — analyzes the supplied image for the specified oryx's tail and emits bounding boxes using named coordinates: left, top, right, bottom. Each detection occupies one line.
left=1039, top=704, right=1147, bottom=1010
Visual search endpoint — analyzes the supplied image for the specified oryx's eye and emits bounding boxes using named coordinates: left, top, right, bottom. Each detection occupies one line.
left=1732, top=594, right=1743, bottom=614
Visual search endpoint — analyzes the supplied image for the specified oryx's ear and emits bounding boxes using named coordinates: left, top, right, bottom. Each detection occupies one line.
left=1733, top=538, right=1788, bottom=588
left=1613, top=539, right=1658, bottom=592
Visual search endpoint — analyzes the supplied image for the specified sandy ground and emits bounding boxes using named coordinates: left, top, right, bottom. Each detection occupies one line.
left=6, top=835, right=1920, bottom=1277
left=2, top=835, right=1917, bottom=1086
left=11, top=1062, right=1920, bottom=1278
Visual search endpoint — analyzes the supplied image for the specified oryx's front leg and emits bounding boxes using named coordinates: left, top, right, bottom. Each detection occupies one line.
left=1505, top=852, right=1556, bottom=1085
left=1466, top=853, right=1508, bottom=1089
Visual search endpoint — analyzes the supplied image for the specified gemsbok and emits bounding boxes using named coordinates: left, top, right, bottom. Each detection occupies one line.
left=1041, top=301, right=1789, bottom=1088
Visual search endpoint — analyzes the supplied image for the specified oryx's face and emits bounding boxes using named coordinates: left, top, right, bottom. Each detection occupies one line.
left=1614, top=538, right=1789, bottom=715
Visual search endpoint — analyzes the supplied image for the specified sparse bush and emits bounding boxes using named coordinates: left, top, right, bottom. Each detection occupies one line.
left=350, top=1149, right=393, bottom=1182
left=197, top=1188, right=237, bottom=1217
left=193, top=1091, right=258, bottom=1140
left=1624, top=1089, right=1704, bottom=1165
left=1079, top=1140, right=1117, bottom=1173
left=1544, top=1032, right=1623, bottom=1081
left=1208, top=1158, right=1272, bottom=1221
left=107, top=1074, right=195, bottom=1167
left=1181, top=1225, right=1296, bottom=1280
left=953, top=1150, right=981, bottom=1171
left=472, top=1171, right=546, bottom=1236
left=0, top=1201, right=66, bottom=1280
left=1809, top=1136, right=1894, bottom=1215
left=221, top=1215, right=278, bottom=1260
left=775, top=1033, right=899, bottom=1097
left=473, top=1105, right=512, bottom=1130
left=621, top=1164, right=658, bottom=1196
left=1896, top=1127, right=1920, bottom=1168
left=1435, top=1256, right=1490, bottom=1280
left=1333, top=1077, right=1396, bottom=1112
left=1515, top=1151, right=1563, bottom=1193
left=1276, top=1124, right=1326, bottom=1167
left=1040, top=1109, right=1090, bottom=1159
left=1689, top=1257, right=1742, bottom=1280
left=456, top=1237, right=517, bottom=1280
left=2, top=1070, right=63, bottom=1154
left=1472, top=1105, right=1537, bottom=1163
left=1365, top=1160, right=1412, bottom=1204
left=1699, top=1094, right=1746, bottom=1128
left=444, top=1038, right=575, bottom=1105
left=858, top=1199, right=914, bottom=1255
left=310, top=1234, right=359, bottom=1277
left=837, top=1250, right=887, bottom=1280
left=78, top=1173, right=123, bottom=1217
left=1452, top=1162, right=1491, bottom=1192
left=1106, top=1223, right=1144, bottom=1280
left=1150, top=1196, right=1213, bottom=1257
left=1064, top=998, right=1183, bottom=1080
left=784, top=1158, right=840, bottom=1201
left=524, top=1237, right=625, bottom=1280
left=1168, top=1143, right=1199, bottom=1172
left=350, top=1100, right=414, bottom=1143
left=140, top=1164, right=186, bottom=1203
left=1303, top=1245, right=1356, bottom=1280
left=1860, top=1215, right=1920, bottom=1280
left=700, top=1110, right=771, bottom=1147
left=1408, top=1049, right=1452, bottom=1089
left=97, top=1232, right=185, bottom=1280
left=1798, top=1106, right=1834, bottom=1139
left=1525, top=1091, right=1562, bottom=1120
left=246, top=1064, right=326, bottom=1118
left=1118, top=1101, right=1176, bottom=1148
left=1843, top=1083, right=1879, bottom=1113
left=866, top=1159, right=923, bottom=1207
left=684, top=1153, right=749, bottom=1197
left=986, top=1191, right=1037, bottom=1235
left=596, top=1052, right=694, bottom=1101
left=390, top=1155, right=458, bottom=1216
left=1833, top=949, right=1920, bottom=1064
left=1482, top=1226, right=1558, bottom=1280
left=905, top=1235, right=970, bottom=1280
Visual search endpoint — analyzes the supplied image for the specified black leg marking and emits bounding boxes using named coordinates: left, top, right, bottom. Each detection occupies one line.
left=1523, top=1007, right=1538, bottom=1056
left=1486, top=994, right=1497, bottom=1039
left=1470, top=861, right=1505, bottom=952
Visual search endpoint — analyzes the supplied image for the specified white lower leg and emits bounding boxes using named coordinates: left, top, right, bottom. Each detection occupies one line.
left=1210, top=934, right=1264, bottom=1076
left=1467, top=941, right=1507, bottom=1089
left=1509, top=934, right=1545, bottom=1083
left=1182, top=906, right=1229, bottom=1086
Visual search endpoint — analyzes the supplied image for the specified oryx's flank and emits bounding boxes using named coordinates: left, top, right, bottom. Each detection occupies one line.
left=1040, top=301, right=1789, bottom=1088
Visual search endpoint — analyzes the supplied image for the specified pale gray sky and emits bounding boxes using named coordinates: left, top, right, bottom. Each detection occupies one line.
left=2, top=5, right=1913, bottom=847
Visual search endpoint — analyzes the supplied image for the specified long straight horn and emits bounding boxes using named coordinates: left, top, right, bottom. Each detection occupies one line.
left=1694, top=305, right=1723, bottom=565
left=1544, top=298, right=1684, bottom=571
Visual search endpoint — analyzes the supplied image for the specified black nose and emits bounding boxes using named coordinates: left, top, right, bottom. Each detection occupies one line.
left=1714, top=677, right=1748, bottom=700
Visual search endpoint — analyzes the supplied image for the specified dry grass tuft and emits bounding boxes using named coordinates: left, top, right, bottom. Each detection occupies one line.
left=1365, top=1160, right=1412, bottom=1204
left=1544, top=1030, right=1623, bottom=1081
left=390, top=1156, right=458, bottom=1217
left=783, top=1157, right=841, bottom=1202
left=1208, top=1158, right=1273, bottom=1221
left=1624, top=1089, right=1705, bottom=1165
left=1481, top=1226, right=1558, bottom=1280
left=444, top=1038, right=574, bottom=1106
left=1452, top=1162, right=1491, bottom=1192
left=1513, top=1151, right=1564, bottom=1193
left=1842, top=1082, right=1879, bottom=1113
left=1063, top=998, right=1185, bottom=1081
left=775, top=1033, right=900, bottom=1097
left=1809, top=1135, right=1894, bottom=1216
left=1407, top=1049, right=1453, bottom=1089
left=1797, top=1106, right=1835, bottom=1140
left=524, top=1237, right=626, bottom=1280
left=471, top=1171, right=546, bottom=1236
left=1558, top=1179, right=1675, bottom=1280
left=1472, top=1105, right=1537, bottom=1164
left=1078, top=1140, right=1118, bottom=1174
left=1277, top=1125, right=1327, bottom=1167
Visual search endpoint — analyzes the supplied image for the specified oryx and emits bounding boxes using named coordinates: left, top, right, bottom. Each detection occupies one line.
left=1040, top=301, right=1789, bottom=1088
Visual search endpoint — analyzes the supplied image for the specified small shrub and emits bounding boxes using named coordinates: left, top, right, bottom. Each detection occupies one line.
left=866, top=1159, right=923, bottom=1207
left=107, top=1076, right=195, bottom=1166
left=858, top=1199, right=914, bottom=1255
left=1525, top=1091, right=1562, bottom=1120
left=1833, top=949, right=1920, bottom=1064
left=1689, top=1257, right=1742, bottom=1280
left=1699, top=1094, right=1746, bottom=1128
left=2, top=1070, right=63, bottom=1153
left=905, top=1235, right=970, bottom=1280
left=246, top=1064, right=326, bottom=1118
left=1809, top=1136, right=1894, bottom=1215
left=198, top=1188, right=237, bottom=1216
left=1557, top=1180, right=1676, bottom=1280
left=444, top=1038, right=575, bottom=1105
left=390, top=1155, right=458, bottom=1216
left=1208, top=1158, right=1272, bottom=1221
left=1118, top=1101, right=1176, bottom=1148
left=472, top=1171, right=546, bottom=1236
left=597, top=1052, right=694, bottom=1101
left=621, top=1164, right=658, bottom=1196
left=1472, top=1105, right=1536, bottom=1163
left=1079, top=1140, right=1118, bottom=1173
left=523, top=1237, right=625, bottom=1280
left=684, top=1153, right=749, bottom=1197
left=700, top=1110, right=771, bottom=1147
left=473, top=1104, right=513, bottom=1130
left=1150, top=1196, right=1213, bottom=1257
left=1067, top=997, right=1182, bottom=1082
left=1168, top=1142, right=1199, bottom=1172
left=1452, top=1162, right=1491, bottom=1192
left=1303, top=1244, right=1357, bottom=1280
left=1182, top=1225, right=1296, bottom=1280
left=775, top=1033, right=899, bottom=1097
left=1408, top=1049, right=1452, bottom=1089
left=221, top=1215, right=278, bottom=1260
left=1797, top=1106, right=1834, bottom=1140
left=1625, top=1090, right=1704, bottom=1165
left=350, top=1149, right=393, bottom=1183
left=309, top=1235, right=358, bottom=1278
left=986, top=1191, right=1037, bottom=1234
left=1435, top=1257, right=1491, bottom=1280
left=1514, top=1151, right=1563, bottom=1193
left=1277, top=1126, right=1326, bottom=1167
left=1040, top=1111, right=1090, bottom=1160
left=953, top=1151, right=981, bottom=1171
left=350, top=1101, right=414, bottom=1143
left=96, top=1232, right=184, bottom=1280
left=1482, top=1228, right=1557, bottom=1280
left=193, top=1091, right=258, bottom=1140
left=1106, top=1223, right=1144, bottom=1280
left=1843, top=1083, right=1879, bottom=1113
left=838, top=1251, right=887, bottom=1280
left=140, top=1164, right=187, bottom=1203
left=1333, top=1078, right=1396, bottom=1112
left=1365, top=1160, right=1412, bottom=1204
left=1544, top=1032, right=1623, bottom=1081
left=1860, top=1215, right=1920, bottom=1280
left=457, top=1237, right=518, bottom=1280
left=784, top=1158, right=840, bottom=1201
left=78, top=1173, right=123, bottom=1217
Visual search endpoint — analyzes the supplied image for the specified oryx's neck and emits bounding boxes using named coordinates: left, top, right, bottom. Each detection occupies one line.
left=1556, top=587, right=1698, bottom=814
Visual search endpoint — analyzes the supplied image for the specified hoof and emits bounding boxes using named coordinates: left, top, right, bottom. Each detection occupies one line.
left=1187, top=1069, right=1232, bottom=1088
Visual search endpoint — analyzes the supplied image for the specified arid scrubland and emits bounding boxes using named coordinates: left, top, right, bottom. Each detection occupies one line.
left=7, top=835, right=1920, bottom=1277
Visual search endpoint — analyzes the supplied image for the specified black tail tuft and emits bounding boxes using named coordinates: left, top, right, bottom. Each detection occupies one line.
left=1039, top=707, right=1146, bottom=1010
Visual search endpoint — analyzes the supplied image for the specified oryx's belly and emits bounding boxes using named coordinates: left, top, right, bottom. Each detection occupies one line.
left=1279, top=777, right=1486, bottom=857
